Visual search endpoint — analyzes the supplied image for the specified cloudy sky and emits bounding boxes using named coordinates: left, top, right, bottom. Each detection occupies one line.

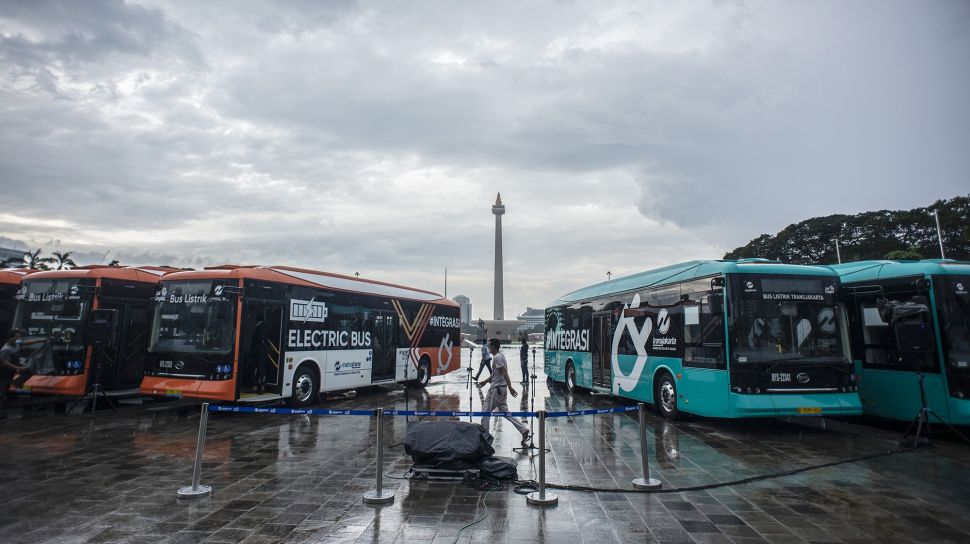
left=1, top=0, right=968, bottom=319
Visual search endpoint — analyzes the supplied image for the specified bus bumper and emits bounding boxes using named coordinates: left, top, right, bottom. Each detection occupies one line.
left=730, top=392, right=862, bottom=417
left=946, top=397, right=970, bottom=426
left=140, top=376, right=235, bottom=402
left=22, top=375, right=88, bottom=396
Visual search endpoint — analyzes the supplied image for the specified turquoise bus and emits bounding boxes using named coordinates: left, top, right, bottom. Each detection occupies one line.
left=831, top=260, right=970, bottom=425
left=545, top=260, right=862, bottom=419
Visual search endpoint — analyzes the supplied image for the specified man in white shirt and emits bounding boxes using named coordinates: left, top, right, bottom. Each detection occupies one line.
left=478, top=338, right=530, bottom=444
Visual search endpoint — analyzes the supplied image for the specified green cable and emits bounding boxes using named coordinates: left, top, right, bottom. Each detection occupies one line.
left=452, top=482, right=501, bottom=544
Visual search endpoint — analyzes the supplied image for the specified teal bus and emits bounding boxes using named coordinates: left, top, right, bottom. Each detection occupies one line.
left=831, top=260, right=970, bottom=425
left=545, top=260, right=861, bottom=419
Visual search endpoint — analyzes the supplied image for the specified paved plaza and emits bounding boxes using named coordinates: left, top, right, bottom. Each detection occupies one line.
left=1, top=348, right=969, bottom=544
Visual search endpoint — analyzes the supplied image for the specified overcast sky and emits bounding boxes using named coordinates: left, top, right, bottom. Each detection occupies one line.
left=1, top=0, right=968, bottom=319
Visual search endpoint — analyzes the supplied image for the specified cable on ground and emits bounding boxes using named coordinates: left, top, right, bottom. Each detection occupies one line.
left=512, top=447, right=913, bottom=495
left=452, top=481, right=502, bottom=544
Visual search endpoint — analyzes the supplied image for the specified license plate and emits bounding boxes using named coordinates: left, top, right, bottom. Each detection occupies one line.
left=797, top=407, right=822, bottom=415
left=165, top=389, right=182, bottom=397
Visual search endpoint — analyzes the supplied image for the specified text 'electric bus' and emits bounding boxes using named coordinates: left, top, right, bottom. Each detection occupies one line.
left=0, top=268, right=30, bottom=336
left=14, top=266, right=175, bottom=396
left=545, top=259, right=862, bottom=419
left=832, top=259, right=970, bottom=425
left=140, top=265, right=461, bottom=406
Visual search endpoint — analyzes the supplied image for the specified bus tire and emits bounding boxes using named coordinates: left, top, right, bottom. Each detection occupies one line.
left=414, top=358, right=431, bottom=388
left=289, top=364, right=319, bottom=407
left=655, top=371, right=679, bottom=420
left=565, top=361, right=577, bottom=393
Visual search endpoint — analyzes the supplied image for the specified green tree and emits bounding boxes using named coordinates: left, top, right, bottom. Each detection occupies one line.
left=725, top=196, right=970, bottom=263
left=50, top=251, right=77, bottom=270
left=12, top=249, right=53, bottom=270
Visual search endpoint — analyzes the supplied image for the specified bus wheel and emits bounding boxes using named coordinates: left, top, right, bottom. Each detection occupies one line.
left=289, top=365, right=318, bottom=407
left=414, top=360, right=431, bottom=388
left=565, top=362, right=577, bottom=393
left=655, top=371, right=678, bottom=420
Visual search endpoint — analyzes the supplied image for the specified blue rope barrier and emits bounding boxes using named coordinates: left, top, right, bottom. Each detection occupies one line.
left=545, top=406, right=639, bottom=418
left=208, top=404, right=640, bottom=418
left=209, top=405, right=374, bottom=416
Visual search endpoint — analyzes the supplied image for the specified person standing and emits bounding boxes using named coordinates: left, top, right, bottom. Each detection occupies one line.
left=0, top=329, right=45, bottom=409
left=474, top=338, right=492, bottom=381
left=519, top=338, right=529, bottom=384
left=479, top=338, right=530, bottom=445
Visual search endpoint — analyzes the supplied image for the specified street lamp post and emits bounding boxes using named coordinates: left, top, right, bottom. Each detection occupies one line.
left=932, top=210, right=945, bottom=259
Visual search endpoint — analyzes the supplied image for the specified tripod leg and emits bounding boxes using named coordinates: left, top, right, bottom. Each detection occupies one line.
left=927, top=409, right=970, bottom=445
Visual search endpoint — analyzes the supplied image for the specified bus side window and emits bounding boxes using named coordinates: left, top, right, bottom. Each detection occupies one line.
left=683, top=291, right=724, bottom=369
left=859, top=299, right=936, bottom=371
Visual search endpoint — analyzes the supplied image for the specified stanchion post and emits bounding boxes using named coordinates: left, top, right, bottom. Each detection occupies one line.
left=632, top=402, right=662, bottom=490
left=177, top=403, right=213, bottom=499
left=363, top=408, right=395, bottom=505
left=527, top=410, right=558, bottom=506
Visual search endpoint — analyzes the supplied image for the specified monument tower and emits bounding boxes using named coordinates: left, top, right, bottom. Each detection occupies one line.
left=492, top=192, right=505, bottom=320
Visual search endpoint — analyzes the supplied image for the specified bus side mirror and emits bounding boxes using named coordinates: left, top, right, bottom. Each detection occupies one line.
left=708, top=293, right=723, bottom=316
left=88, top=309, right=119, bottom=348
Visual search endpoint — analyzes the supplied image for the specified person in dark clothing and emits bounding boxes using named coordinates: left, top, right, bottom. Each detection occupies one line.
left=519, top=338, right=529, bottom=384
left=1, top=329, right=46, bottom=409
left=474, top=338, right=492, bottom=382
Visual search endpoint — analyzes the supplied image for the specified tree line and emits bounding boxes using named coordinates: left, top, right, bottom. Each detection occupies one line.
left=2, top=249, right=121, bottom=270
left=724, top=196, right=970, bottom=264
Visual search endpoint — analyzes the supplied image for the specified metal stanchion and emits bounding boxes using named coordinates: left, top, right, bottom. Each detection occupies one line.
left=363, top=408, right=395, bottom=505
left=632, top=403, right=662, bottom=490
left=526, top=410, right=558, bottom=506
left=177, top=402, right=213, bottom=499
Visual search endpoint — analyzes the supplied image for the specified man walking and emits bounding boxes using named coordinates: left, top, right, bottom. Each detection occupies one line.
left=478, top=338, right=530, bottom=445
left=1, top=329, right=45, bottom=409
left=473, top=338, right=492, bottom=381
left=519, top=338, right=529, bottom=384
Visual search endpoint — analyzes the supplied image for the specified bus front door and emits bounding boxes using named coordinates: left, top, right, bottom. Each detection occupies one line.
left=241, top=303, right=284, bottom=394
left=371, top=311, right=398, bottom=382
left=592, top=312, right=612, bottom=389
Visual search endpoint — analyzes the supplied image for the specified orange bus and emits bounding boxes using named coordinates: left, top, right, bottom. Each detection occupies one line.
left=14, top=266, right=175, bottom=396
left=140, top=265, right=461, bottom=406
left=0, top=269, right=31, bottom=336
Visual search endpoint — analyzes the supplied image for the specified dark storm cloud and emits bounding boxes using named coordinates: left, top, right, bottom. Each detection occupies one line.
left=1, top=0, right=968, bottom=318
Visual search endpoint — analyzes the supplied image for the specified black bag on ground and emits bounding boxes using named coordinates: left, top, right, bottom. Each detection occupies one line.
left=404, top=420, right=494, bottom=467
left=478, top=455, right=518, bottom=480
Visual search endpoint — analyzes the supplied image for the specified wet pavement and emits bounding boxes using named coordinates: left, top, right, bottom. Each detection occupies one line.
left=1, top=347, right=969, bottom=544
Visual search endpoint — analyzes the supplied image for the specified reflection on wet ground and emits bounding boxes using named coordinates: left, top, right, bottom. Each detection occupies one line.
left=1, top=348, right=969, bottom=543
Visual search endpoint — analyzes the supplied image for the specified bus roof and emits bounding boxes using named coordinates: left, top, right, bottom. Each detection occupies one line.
left=829, top=259, right=970, bottom=282
left=0, top=268, right=32, bottom=285
left=23, top=265, right=178, bottom=284
left=160, top=265, right=457, bottom=306
left=549, top=259, right=838, bottom=307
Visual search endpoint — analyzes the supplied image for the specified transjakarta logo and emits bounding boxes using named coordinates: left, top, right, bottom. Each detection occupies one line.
left=429, top=315, right=461, bottom=328
left=657, top=309, right=671, bottom=335
left=611, top=293, right=653, bottom=395
left=546, top=329, right=589, bottom=351
left=290, top=299, right=328, bottom=323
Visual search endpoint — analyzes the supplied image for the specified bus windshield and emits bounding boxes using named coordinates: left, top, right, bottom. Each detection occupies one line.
left=938, top=275, right=970, bottom=370
left=733, top=275, right=847, bottom=364
left=14, top=279, right=92, bottom=350
left=149, top=280, right=235, bottom=354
